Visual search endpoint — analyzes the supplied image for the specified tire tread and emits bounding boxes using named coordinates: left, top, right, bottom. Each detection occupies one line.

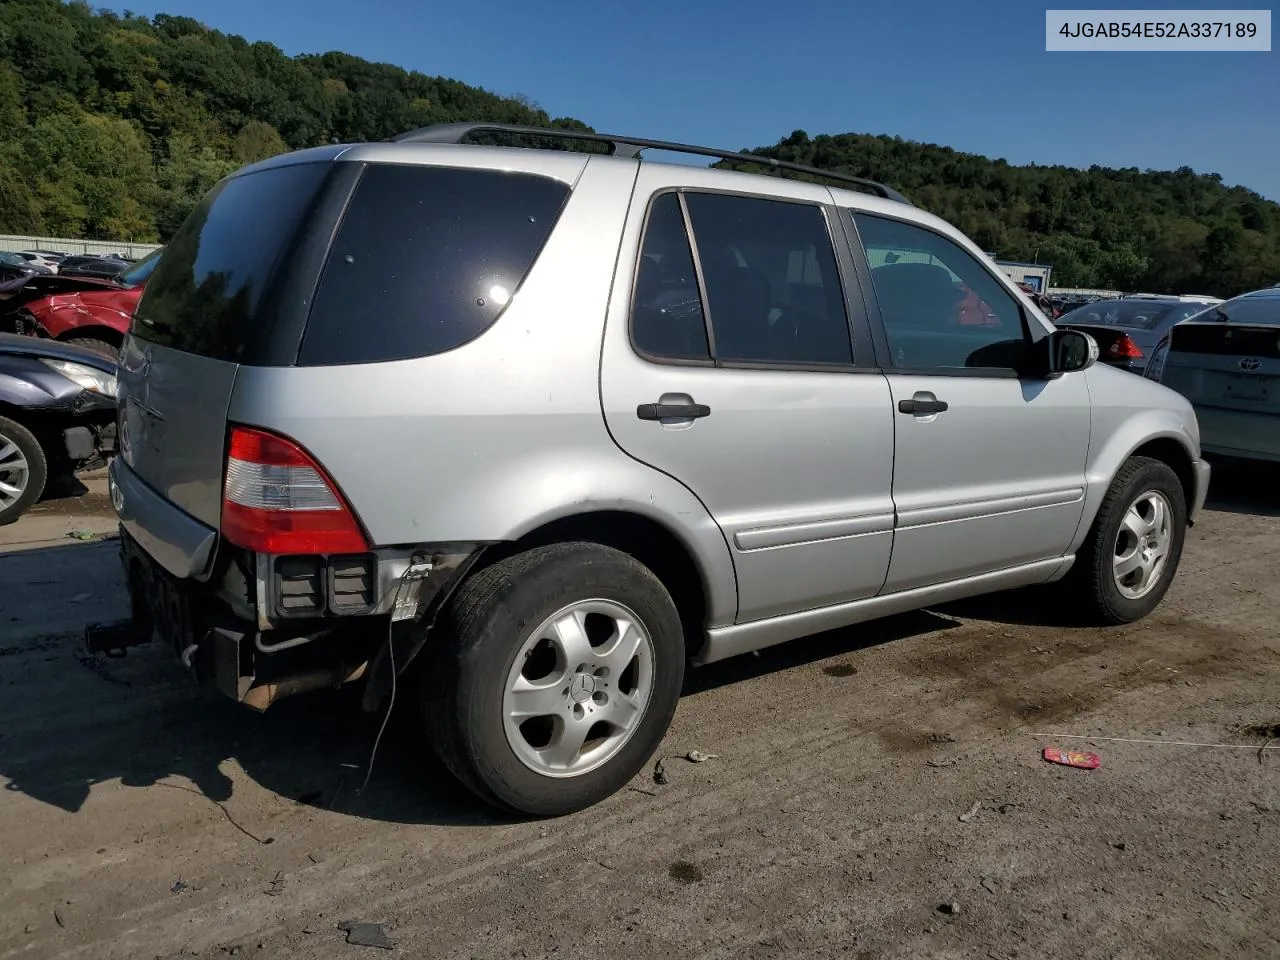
left=422, top=542, right=681, bottom=816
left=1071, top=455, right=1185, bottom=625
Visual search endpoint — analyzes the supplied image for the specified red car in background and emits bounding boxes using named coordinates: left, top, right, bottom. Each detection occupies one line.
left=2, top=248, right=162, bottom=359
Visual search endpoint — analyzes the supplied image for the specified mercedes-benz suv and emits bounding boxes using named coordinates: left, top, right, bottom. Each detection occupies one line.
left=101, top=123, right=1210, bottom=817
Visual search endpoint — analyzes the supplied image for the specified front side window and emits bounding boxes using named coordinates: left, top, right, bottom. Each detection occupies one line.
left=853, top=213, right=1028, bottom=371
left=631, top=191, right=854, bottom=367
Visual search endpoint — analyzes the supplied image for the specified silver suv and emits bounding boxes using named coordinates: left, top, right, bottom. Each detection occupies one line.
left=102, top=123, right=1210, bottom=816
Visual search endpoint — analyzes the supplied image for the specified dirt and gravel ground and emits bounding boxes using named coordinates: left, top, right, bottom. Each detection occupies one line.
left=1, top=465, right=1278, bottom=960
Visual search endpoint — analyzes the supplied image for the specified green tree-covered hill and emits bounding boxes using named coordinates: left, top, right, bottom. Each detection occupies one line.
left=722, top=130, right=1280, bottom=294
left=2, top=0, right=1276, bottom=295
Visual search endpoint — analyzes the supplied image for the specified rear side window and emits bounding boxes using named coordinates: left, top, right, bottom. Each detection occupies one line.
left=298, top=164, right=571, bottom=366
left=686, top=193, right=853, bottom=366
left=631, top=191, right=853, bottom=366
left=132, top=163, right=331, bottom=362
left=632, top=193, right=711, bottom=361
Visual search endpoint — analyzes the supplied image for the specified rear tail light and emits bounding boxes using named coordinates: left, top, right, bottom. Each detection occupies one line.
left=221, top=425, right=369, bottom=555
left=1108, top=334, right=1144, bottom=360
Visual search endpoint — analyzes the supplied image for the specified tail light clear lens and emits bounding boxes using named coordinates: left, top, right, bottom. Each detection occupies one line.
left=221, top=425, right=369, bottom=555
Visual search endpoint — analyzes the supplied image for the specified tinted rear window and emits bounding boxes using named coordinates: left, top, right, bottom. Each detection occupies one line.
left=1171, top=323, right=1280, bottom=359
left=1203, top=296, right=1280, bottom=326
left=297, top=164, right=571, bottom=366
left=131, top=162, right=331, bottom=362
left=1059, top=299, right=1184, bottom=331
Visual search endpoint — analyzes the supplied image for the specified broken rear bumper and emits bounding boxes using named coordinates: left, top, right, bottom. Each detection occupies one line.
left=88, top=521, right=483, bottom=712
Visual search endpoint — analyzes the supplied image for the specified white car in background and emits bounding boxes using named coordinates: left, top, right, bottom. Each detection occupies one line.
left=15, top=252, right=61, bottom=274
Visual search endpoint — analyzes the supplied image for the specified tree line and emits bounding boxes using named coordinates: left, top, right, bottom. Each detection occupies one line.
left=1, top=0, right=1276, bottom=296
left=722, top=131, right=1280, bottom=296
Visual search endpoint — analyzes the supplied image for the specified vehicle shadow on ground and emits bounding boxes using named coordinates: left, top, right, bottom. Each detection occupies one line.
left=935, top=584, right=1077, bottom=629
left=1202, top=457, right=1280, bottom=518
left=37, top=473, right=90, bottom=502
left=683, top=609, right=961, bottom=695
left=0, top=538, right=506, bottom=828
left=0, top=537, right=975, bottom=828
left=0, top=648, right=513, bottom=828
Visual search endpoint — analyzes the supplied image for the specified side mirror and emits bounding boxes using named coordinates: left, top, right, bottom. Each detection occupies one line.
left=1051, top=328, right=1099, bottom=374
left=1025, top=328, right=1098, bottom=378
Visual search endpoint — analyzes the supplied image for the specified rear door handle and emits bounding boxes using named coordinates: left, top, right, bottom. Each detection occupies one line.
left=897, top=394, right=948, bottom=416
left=637, top=402, right=711, bottom=421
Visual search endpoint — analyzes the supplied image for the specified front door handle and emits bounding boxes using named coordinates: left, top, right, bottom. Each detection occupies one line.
left=637, top=401, right=711, bottom=421
left=897, top=393, right=948, bottom=416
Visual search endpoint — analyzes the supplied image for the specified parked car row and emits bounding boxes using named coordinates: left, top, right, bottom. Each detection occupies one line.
left=0, top=247, right=161, bottom=359
left=0, top=249, right=139, bottom=278
left=1143, top=286, right=1279, bottom=463
left=1055, top=294, right=1222, bottom=372
left=1051, top=286, right=1277, bottom=463
left=0, top=333, right=117, bottom=524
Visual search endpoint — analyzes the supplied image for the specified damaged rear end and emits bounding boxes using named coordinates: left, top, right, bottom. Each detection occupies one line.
left=92, top=147, right=539, bottom=711
left=94, top=143, right=579, bottom=712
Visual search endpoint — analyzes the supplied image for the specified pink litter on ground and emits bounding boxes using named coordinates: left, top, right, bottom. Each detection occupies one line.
left=1042, top=746, right=1101, bottom=769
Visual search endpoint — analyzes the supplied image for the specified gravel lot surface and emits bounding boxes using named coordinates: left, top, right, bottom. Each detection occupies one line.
left=1, top=465, right=1277, bottom=960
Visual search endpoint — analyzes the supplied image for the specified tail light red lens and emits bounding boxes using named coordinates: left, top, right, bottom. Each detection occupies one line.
left=1108, top=334, right=1144, bottom=360
left=221, top=425, right=369, bottom=555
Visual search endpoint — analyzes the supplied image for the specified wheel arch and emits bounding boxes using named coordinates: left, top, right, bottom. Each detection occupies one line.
left=1072, top=417, right=1201, bottom=555
left=483, top=508, right=726, bottom=662
left=55, top=325, right=124, bottom=347
left=1128, top=436, right=1197, bottom=511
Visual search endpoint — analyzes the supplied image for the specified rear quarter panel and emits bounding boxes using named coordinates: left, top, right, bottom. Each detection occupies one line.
left=227, top=154, right=739, bottom=626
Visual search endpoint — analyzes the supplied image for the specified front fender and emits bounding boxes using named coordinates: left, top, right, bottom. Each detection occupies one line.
left=0, top=355, right=84, bottom=410
left=31, top=303, right=129, bottom=339
left=1070, top=378, right=1202, bottom=554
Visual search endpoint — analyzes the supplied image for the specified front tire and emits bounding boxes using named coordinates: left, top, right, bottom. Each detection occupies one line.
left=0, top=415, right=48, bottom=525
left=63, top=337, right=119, bottom=360
left=423, top=542, right=685, bottom=817
left=1071, top=456, right=1187, bottom=625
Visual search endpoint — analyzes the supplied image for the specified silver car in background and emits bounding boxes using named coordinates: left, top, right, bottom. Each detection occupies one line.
left=1145, top=287, right=1280, bottom=462
left=1056, top=294, right=1220, bottom=373
left=100, top=123, right=1210, bottom=816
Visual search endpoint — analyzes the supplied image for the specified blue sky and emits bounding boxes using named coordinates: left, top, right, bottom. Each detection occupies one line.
left=121, top=0, right=1279, bottom=199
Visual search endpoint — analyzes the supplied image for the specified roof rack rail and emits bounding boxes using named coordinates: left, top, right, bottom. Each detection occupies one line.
left=390, top=122, right=911, bottom=205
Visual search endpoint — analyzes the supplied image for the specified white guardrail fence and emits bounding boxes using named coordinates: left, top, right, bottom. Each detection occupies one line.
left=0, top=234, right=163, bottom=259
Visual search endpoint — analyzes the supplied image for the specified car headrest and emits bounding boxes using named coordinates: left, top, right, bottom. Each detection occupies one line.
left=871, top=262, right=963, bottom=325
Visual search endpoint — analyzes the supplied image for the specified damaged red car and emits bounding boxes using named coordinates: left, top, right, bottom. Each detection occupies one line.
left=1, top=248, right=162, bottom=359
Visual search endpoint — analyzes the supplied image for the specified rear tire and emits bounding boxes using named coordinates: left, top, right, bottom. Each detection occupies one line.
left=1069, top=456, right=1186, bottom=625
left=423, top=542, right=685, bottom=817
left=0, top=415, right=48, bottom=525
left=63, top=337, right=119, bottom=360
